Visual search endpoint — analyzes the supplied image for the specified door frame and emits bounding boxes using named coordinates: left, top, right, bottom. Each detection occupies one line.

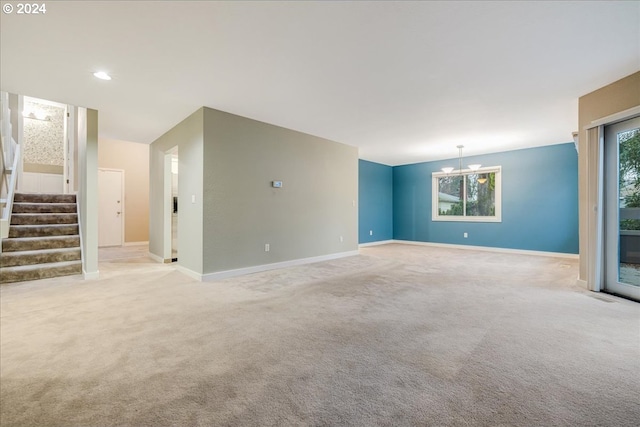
left=98, top=167, right=125, bottom=247
left=586, top=105, right=640, bottom=294
left=603, top=117, right=640, bottom=301
left=162, top=147, right=179, bottom=262
left=22, top=96, right=68, bottom=194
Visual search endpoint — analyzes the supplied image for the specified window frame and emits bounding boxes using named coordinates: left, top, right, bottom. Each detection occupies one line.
left=432, top=166, right=502, bottom=223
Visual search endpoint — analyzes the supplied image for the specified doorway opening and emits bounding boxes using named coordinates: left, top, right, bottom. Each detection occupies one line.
left=21, top=96, right=74, bottom=194
left=604, top=116, right=640, bottom=301
left=166, top=148, right=178, bottom=263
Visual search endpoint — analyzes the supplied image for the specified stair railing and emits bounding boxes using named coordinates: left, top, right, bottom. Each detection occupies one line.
left=1, top=91, right=21, bottom=241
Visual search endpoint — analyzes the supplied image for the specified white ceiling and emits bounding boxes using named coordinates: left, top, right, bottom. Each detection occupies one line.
left=1, top=1, right=638, bottom=165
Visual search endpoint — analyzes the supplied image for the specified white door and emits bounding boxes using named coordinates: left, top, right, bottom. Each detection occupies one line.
left=98, top=169, right=124, bottom=247
left=604, top=116, right=640, bottom=301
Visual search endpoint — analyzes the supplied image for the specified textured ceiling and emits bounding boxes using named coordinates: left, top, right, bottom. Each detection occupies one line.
left=1, top=1, right=638, bottom=165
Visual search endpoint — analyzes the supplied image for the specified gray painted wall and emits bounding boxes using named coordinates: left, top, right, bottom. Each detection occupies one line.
left=149, top=109, right=204, bottom=273
left=149, top=107, right=358, bottom=277
left=202, top=107, right=358, bottom=274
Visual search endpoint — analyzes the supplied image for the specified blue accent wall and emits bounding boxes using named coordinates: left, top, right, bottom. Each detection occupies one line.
left=392, top=143, right=579, bottom=254
left=359, top=160, right=393, bottom=243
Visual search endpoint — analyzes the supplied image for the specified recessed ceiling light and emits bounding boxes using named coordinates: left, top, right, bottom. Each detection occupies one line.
left=93, top=71, right=112, bottom=81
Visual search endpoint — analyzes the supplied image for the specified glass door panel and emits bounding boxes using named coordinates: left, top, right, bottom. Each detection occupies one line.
left=605, top=117, right=640, bottom=301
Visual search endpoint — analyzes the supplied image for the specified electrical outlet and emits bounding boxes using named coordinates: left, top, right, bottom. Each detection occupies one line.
left=369, top=230, right=373, bottom=236
left=265, top=244, right=270, bottom=252
left=463, top=232, right=468, bottom=238
left=340, top=236, right=344, bottom=242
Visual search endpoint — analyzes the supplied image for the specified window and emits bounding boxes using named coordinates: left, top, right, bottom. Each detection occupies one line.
left=432, top=166, right=501, bottom=222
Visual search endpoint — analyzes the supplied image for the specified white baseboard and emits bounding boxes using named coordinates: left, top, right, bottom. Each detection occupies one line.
left=390, top=240, right=579, bottom=259
left=174, top=265, right=202, bottom=281
left=576, top=278, right=588, bottom=289
left=147, top=252, right=166, bottom=264
left=124, top=241, right=149, bottom=247
left=359, top=240, right=394, bottom=248
left=83, top=269, right=100, bottom=280
left=201, top=250, right=360, bottom=282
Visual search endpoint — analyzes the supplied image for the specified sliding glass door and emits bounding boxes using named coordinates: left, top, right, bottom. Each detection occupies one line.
left=604, top=117, right=640, bottom=301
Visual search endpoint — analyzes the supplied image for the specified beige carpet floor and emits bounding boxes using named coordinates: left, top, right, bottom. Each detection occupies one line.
left=1, top=243, right=638, bottom=426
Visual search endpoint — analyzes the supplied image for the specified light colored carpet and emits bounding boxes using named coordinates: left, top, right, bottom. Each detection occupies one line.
left=1, top=243, right=638, bottom=426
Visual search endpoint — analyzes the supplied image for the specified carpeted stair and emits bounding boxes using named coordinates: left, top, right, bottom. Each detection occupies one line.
left=1, top=193, right=82, bottom=283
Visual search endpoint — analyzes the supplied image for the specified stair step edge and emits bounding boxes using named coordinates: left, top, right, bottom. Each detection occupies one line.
left=11, top=213, right=77, bottom=215
left=9, top=224, right=79, bottom=228
left=1, top=247, right=81, bottom=257
left=1, top=260, right=82, bottom=272
left=2, top=235, right=80, bottom=242
left=12, top=205, right=77, bottom=210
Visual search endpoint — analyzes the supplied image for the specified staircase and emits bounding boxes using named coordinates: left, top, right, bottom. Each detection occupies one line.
left=1, top=193, right=82, bottom=283
left=1, top=90, right=21, bottom=239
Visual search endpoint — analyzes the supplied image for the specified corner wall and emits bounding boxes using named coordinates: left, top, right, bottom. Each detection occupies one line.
left=149, top=109, right=204, bottom=273
left=393, top=143, right=579, bottom=254
left=202, top=107, right=358, bottom=276
left=77, top=108, right=99, bottom=277
left=358, top=159, right=393, bottom=243
left=578, top=71, right=640, bottom=286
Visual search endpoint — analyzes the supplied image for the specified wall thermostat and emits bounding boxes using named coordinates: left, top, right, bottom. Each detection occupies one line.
left=272, top=181, right=283, bottom=188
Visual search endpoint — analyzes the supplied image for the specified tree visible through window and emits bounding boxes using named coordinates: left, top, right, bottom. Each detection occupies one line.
left=432, top=167, right=501, bottom=222
left=619, top=128, right=640, bottom=231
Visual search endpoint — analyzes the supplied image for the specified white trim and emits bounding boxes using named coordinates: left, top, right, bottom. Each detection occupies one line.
left=430, top=215, right=502, bottom=223
left=174, top=265, right=202, bottom=281
left=432, top=166, right=502, bottom=223
left=602, top=117, right=640, bottom=299
left=124, top=241, right=149, bottom=246
left=75, top=191, right=91, bottom=280
left=594, top=126, right=605, bottom=292
left=201, top=250, right=360, bottom=282
left=576, top=278, right=588, bottom=289
left=359, top=240, right=394, bottom=247
left=83, top=269, right=99, bottom=280
left=391, top=239, right=579, bottom=259
left=163, top=151, right=174, bottom=261
left=587, top=105, right=640, bottom=129
left=147, top=251, right=165, bottom=264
